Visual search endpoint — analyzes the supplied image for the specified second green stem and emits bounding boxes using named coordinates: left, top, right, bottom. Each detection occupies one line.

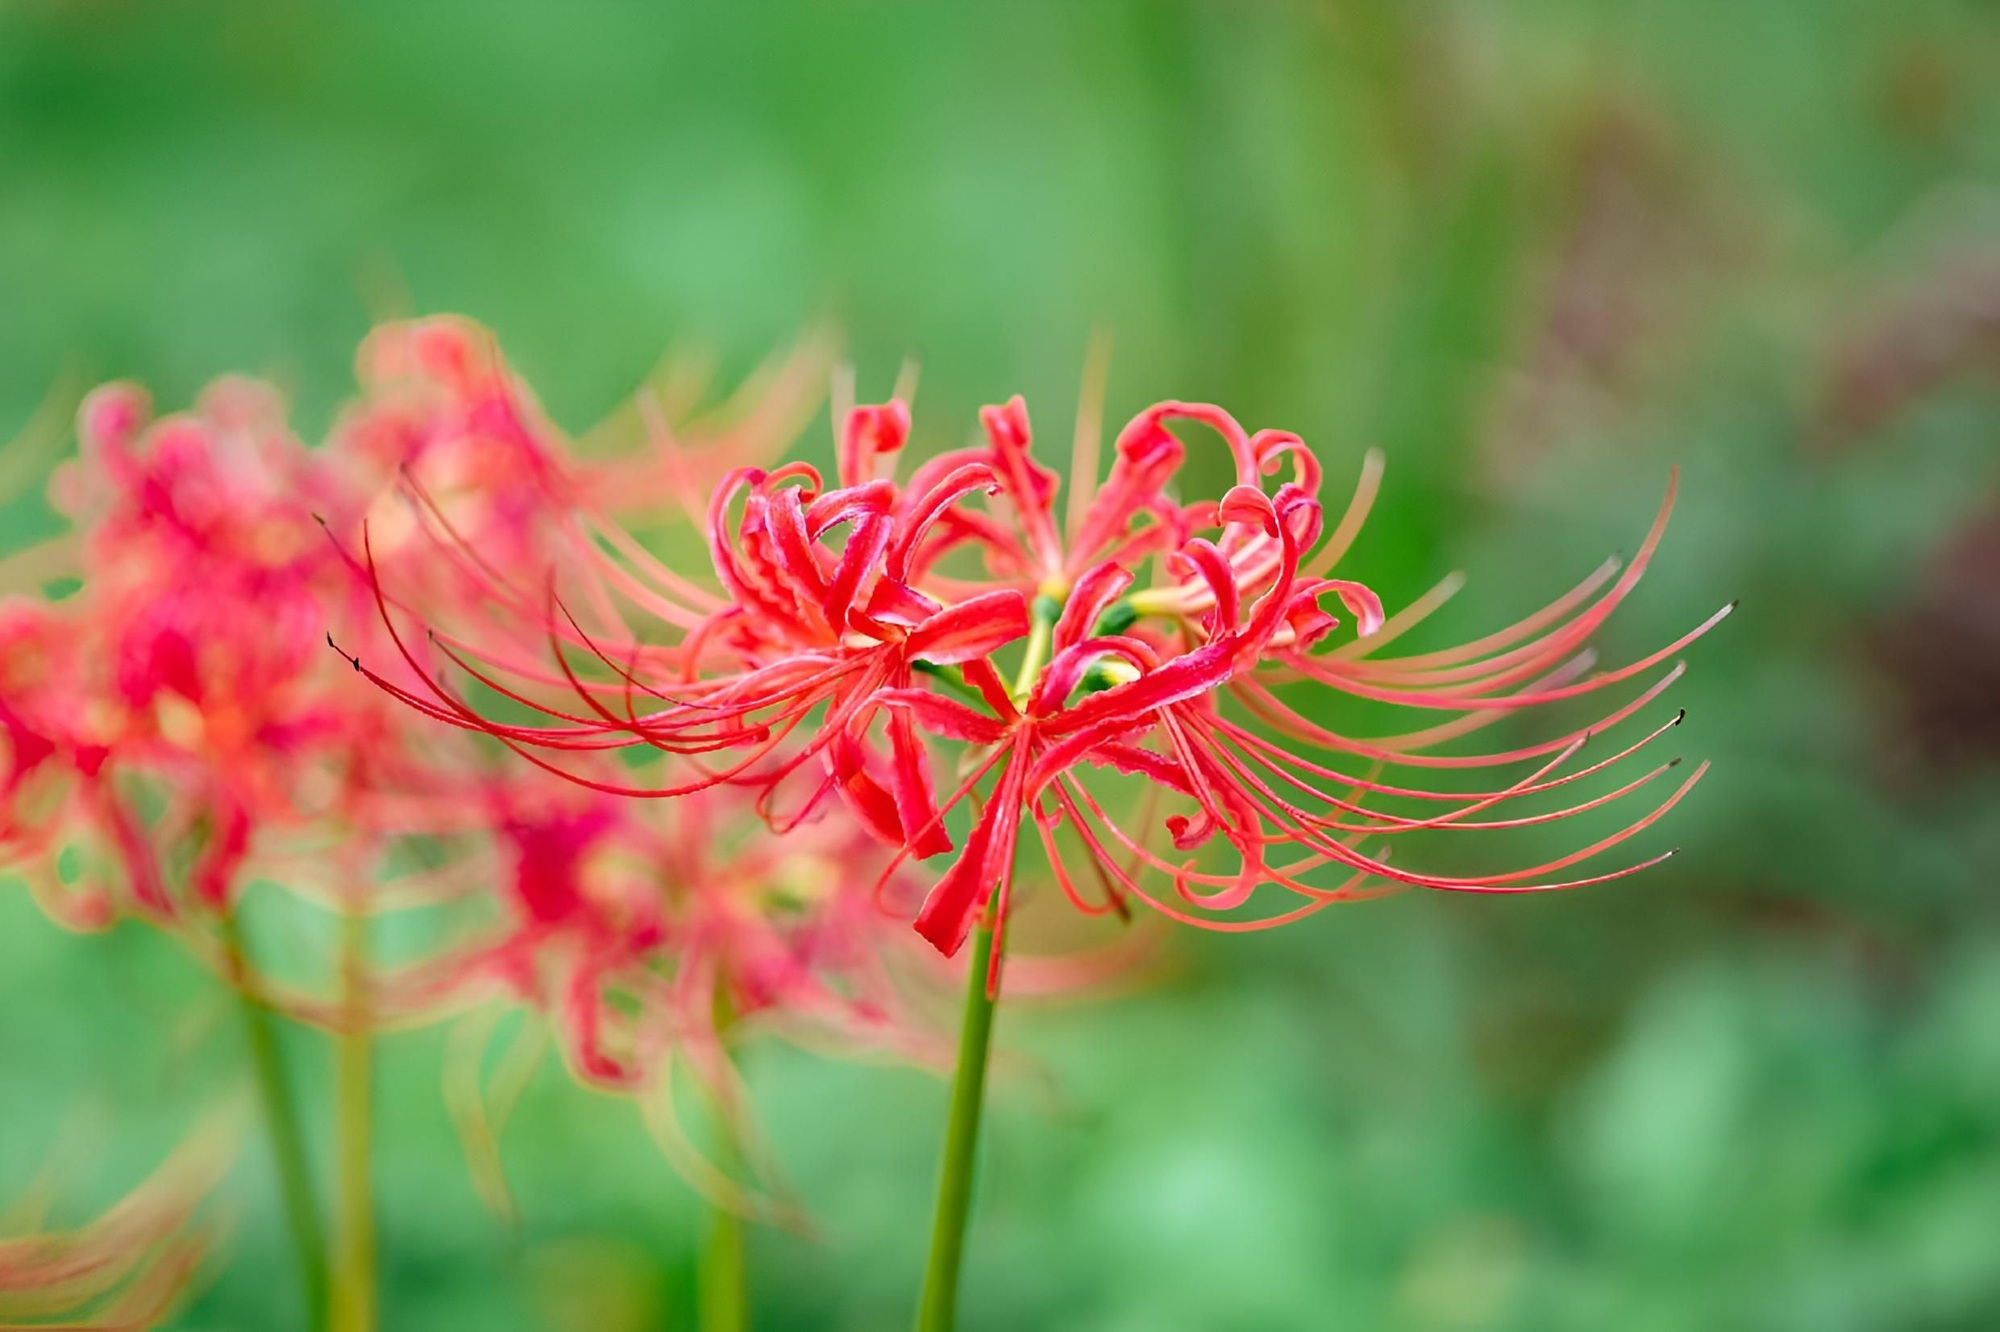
left=224, top=916, right=330, bottom=1332
left=332, top=907, right=377, bottom=1332
left=698, top=1187, right=748, bottom=1332
left=699, top=990, right=748, bottom=1332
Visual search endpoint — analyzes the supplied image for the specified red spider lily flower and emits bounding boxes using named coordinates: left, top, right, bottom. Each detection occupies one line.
left=378, top=781, right=924, bottom=1090
left=0, top=374, right=509, bottom=1023
left=334, top=318, right=587, bottom=585
left=345, top=395, right=1235, bottom=840
left=329, top=317, right=692, bottom=701
left=347, top=362, right=1724, bottom=972
left=5, top=381, right=356, bottom=922
left=362, top=775, right=930, bottom=1225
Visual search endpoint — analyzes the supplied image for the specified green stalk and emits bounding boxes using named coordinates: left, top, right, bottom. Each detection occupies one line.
left=698, top=992, right=749, bottom=1332
left=221, top=914, right=330, bottom=1332
left=915, top=911, right=1003, bottom=1332
left=697, top=1189, right=748, bottom=1332
left=331, top=908, right=377, bottom=1332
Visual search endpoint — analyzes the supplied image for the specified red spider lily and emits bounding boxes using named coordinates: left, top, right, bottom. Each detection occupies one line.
left=349, top=366, right=1724, bottom=972
left=315, top=317, right=829, bottom=771
left=375, top=781, right=924, bottom=1089
left=334, top=318, right=588, bottom=588
left=355, top=775, right=931, bottom=1226
left=3, top=379, right=416, bottom=928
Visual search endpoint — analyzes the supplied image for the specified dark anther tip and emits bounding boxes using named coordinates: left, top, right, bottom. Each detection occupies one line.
left=1673, top=708, right=1687, bottom=725
left=1668, top=757, right=1683, bottom=768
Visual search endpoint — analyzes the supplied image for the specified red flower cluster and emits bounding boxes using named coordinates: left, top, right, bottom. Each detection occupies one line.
left=356, top=372, right=1729, bottom=986
left=0, top=319, right=917, bottom=1098
left=2, top=375, right=420, bottom=931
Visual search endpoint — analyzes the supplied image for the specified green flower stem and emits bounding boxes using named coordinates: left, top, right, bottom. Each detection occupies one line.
left=698, top=1187, right=748, bottom=1332
left=220, top=913, right=330, bottom=1332
left=916, top=907, right=1004, bottom=1332
left=699, top=993, right=749, bottom=1332
left=331, top=908, right=377, bottom=1332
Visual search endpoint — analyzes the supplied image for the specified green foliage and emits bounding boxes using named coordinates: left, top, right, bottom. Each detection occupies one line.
left=4, top=0, right=1999, bottom=1326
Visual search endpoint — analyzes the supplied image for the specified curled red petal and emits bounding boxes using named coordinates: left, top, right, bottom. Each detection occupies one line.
left=885, top=462, right=1000, bottom=583
left=874, top=688, right=1010, bottom=744
left=862, top=577, right=943, bottom=628
left=904, top=590, right=1032, bottom=665
left=1174, top=538, right=1239, bottom=630
left=1032, top=634, right=1161, bottom=716
left=1044, top=639, right=1235, bottom=737
left=979, top=395, right=1062, bottom=574
left=1322, top=578, right=1385, bottom=638
left=1052, top=560, right=1133, bottom=652
left=838, top=400, right=909, bottom=489
left=1219, top=485, right=1278, bottom=535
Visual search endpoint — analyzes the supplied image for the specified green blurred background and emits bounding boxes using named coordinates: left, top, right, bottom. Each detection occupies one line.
left=5, top=2, right=2000, bottom=1328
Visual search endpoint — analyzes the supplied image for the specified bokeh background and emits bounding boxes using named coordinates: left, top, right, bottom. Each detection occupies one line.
left=5, top=2, right=2000, bottom=1328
